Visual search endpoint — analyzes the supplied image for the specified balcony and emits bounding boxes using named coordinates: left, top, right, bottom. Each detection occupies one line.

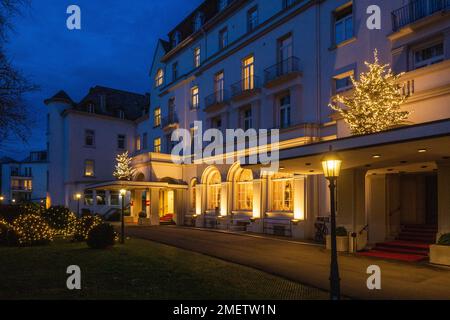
left=230, top=76, right=261, bottom=101
left=10, top=173, right=32, bottom=178
left=11, top=186, right=32, bottom=192
left=162, top=113, right=179, bottom=131
left=392, top=0, right=450, bottom=32
left=204, top=89, right=230, bottom=112
left=264, top=57, right=302, bottom=88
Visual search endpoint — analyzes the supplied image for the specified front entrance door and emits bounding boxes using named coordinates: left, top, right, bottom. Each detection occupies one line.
left=159, top=189, right=175, bottom=217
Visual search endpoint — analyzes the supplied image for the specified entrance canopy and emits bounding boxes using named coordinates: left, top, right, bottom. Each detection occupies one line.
left=245, top=119, right=450, bottom=174
left=86, top=180, right=188, bottom=191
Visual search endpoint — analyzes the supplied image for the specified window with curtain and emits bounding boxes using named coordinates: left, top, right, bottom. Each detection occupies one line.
left=271, top=174, right=293, bottom=212
left=236, top=169, right=253, bottom=211
left=207, top=171, right=221, bottom=210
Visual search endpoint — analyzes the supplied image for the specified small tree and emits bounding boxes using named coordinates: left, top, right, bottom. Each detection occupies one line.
left=113, top=151, right=136, bottom=181
left=330, top=50, right=410, bottom=135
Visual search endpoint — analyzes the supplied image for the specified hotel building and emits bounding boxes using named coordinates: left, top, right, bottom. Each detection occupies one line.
left=46, top=0, right=450, bottom=255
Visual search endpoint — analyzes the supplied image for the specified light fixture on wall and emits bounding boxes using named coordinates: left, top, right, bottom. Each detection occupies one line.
left=418, top=149, right=427, bottom=153
left=321, top=148, right=342, bottom=301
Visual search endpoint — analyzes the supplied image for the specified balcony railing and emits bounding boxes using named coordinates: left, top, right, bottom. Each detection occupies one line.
left=230, top=76, right=261, bottom=98
left=11, top=186, right=32, bottom=192
left=162, top=113, right=179, bottom=129
left=10, top=173, right=32, bottom=178
left=392, top=0, right=450, bottom=31
left=264, top=56, right=301, bottom=85
left=205, top=89, right=229, bottom=110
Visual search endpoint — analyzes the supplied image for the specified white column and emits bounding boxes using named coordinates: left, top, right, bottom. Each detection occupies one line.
left=150, top=188, right=160, bottom=225
left=196, top=183, right=204, bottom=215
left=437, top=161, right=450, bottom=237
left=293, top=175, right=306, bottom=220
left=252, top=179, right=263, bottom=219
left=220, top=182, right=231, bottom=216
left=146, top=189, right=151, bottom=217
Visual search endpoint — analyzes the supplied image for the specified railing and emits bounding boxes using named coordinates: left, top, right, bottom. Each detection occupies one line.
left=11, top=186, right=32, bottom=191
left=205, top=89, right=230, bottom=110
left=10, top=173, right=32, bottom=178
left=392, top=0, right=450, bottom=31
left=264, top=56, right=301, bottom=84
left=161, top=113, right=179, bottom=128
left=230, top=76, right=260, bottom=98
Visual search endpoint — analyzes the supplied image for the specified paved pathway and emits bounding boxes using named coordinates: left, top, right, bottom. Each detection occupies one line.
left=126, top=226, right=450, bottom=300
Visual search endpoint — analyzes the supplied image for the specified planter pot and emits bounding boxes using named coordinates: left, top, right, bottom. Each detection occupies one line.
left=326, top=235, right=349, bottom=252
left=430, top=245, right=450, bottom=266
left=138, top=218, right=152, bottom=226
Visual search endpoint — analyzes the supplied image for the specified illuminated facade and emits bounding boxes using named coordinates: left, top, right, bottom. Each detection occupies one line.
left=47, top=0, right=450, bottom=247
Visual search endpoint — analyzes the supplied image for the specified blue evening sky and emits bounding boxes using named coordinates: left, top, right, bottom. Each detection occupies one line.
left=1, top=0, right=203, bottom=159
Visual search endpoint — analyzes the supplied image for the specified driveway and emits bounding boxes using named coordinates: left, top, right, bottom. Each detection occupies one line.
left=126, top=226, right=450, bottom=300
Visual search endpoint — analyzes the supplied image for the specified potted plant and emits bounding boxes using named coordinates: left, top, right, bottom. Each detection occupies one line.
left=138, top=211, right=151, bottom=226
left=430, top=233, right=450, bottom=266
left=326, top=226, right=349, bottom=252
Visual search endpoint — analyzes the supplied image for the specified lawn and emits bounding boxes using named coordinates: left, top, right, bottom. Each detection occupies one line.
left=0, top=238, right=327, bottom=300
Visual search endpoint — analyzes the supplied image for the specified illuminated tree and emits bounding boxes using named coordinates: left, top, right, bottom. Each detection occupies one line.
left=113, top=151, right=136, bottom=181
left=330, top=50, right=410, bottom=135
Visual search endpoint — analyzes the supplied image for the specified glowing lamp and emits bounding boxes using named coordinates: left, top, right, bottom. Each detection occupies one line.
left=120, top=189, right=127, bottom=197
left=321, top=152, right=342, bottom=179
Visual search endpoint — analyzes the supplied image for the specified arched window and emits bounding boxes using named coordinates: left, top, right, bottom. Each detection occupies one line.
left=271, top=173, right=293, bottom=212
left=155, top=69, right=164, bottom=88
left=190, top=179, right=197, bottom=211
left=207, top=170, right=221, bottom=210
left=236, top=169, right=253, bottom=211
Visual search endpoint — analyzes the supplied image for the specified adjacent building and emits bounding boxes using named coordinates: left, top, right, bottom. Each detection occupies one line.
left=0, top=151, right=48, bottom=204
left=46, top=0, right=450, bottom=254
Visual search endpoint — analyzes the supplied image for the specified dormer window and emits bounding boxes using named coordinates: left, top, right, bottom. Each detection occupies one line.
left=155, top=68, right=164, bottom=88
left=193, top=12, right=204, bottom=32
left=87, top=103, right=95, bottom=113
left=172, top=31, right=181, bottom=47
left=219, top=0, right=228, bottom=11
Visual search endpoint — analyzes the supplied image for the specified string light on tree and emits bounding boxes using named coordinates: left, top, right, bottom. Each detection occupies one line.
left=113, top=151, right=136, bottom=181
left=330, top=49, right=410, bottom=135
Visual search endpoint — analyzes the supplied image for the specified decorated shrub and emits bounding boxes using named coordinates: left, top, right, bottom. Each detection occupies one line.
left=0, top=219, right=18, bottom=246
left=12, top=214, right=53, bottom=246
left=73, top=215, right=103, bottom=242
left=42, top=206, right=77, bottom=237
left=438, top=233, right=450, bottom=246
left=336, top=227, right=348, bottom=237
left=87, top=223, right=117, bottom=249
left=0, top=203, right=43, bottom=223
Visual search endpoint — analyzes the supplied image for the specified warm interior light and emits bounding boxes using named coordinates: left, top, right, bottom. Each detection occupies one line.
left=0, top=196, right=4, bottom=201
left=372, top=154, right=381, bottom=159
left=119, top=189, right=127, bottom=196
left=75, top=193, right=82, bottom=200
left=418, top=149, right=427, bottom=153
left=321, top=152, right=342, bottom=179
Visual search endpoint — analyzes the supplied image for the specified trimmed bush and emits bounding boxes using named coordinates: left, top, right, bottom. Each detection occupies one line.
left=73, top=215, right=103, bottom=242
left=336, top=227, right=348, bottom=237
left=87, top=223, right=117, bottom=249
left=42, top=206, right=77, bottom=237
left=12, top=214, right=53, bottom=246
left=438, top=233, right=450, bottom=246
left=138, top=211, right=147, bottom=219
left=0, top=219, right=18, bottom=246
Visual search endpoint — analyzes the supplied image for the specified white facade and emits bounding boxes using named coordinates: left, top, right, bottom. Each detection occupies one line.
left=48, top=0, right=450, bottom=244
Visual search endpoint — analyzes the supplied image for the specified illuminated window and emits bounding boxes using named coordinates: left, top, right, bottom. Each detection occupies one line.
left=84, top=160, right=95, bottom=177
left=242, top=56, right=255, bottom=90
left=236, top=169, right=253, bottom=211
left=154, top=108, right=161, bottom=127
left=155, top=69, right=164, bottom=87
left=194, top=47, right=201, bottom=68
left=136, top=135, right=141, bottom=151
left=334, top=71, right=354, bottom=93
left=96, top=190, right=106, bottom=206
left=154, top=138, right=161, bottom=153
left=24, top=180, right=32, bottom=191
left=207, top=171, right=221, bottom=210
left=191, top=86, right=200, bottom=109
left=271, top=174, right=293, bottom=212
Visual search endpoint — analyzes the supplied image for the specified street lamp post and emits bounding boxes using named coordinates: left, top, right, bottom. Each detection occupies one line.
left=119, top=189, right=127, bottom=244
left=322, top=150, right=343, bottom=301
left=75, top=193, right=82, bottom=218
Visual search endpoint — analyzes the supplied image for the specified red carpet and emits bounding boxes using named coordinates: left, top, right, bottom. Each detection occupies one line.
left=160, top=214, right=175, bottom=225
left=357, top=225, right=436, bottom=263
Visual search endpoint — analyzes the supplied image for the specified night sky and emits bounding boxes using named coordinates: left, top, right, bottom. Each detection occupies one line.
left=1, top=0, right=203, bottom=159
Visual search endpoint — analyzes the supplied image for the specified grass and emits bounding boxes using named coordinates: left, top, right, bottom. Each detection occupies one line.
left=0, top=238, right=327, bottom=300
